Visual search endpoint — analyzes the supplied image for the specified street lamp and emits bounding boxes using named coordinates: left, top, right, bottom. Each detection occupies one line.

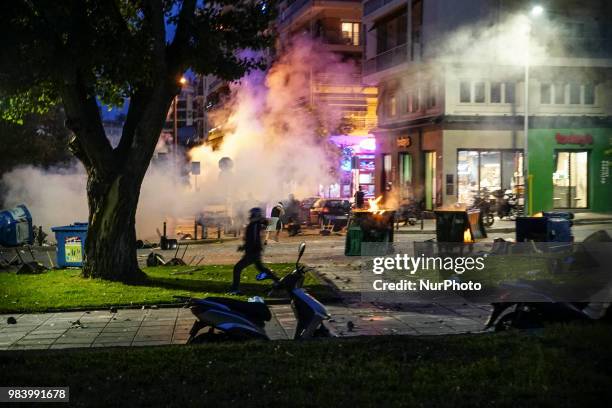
left=523, top=5, right=544, bottom=215
left=174, top=76, right=188, bottom=168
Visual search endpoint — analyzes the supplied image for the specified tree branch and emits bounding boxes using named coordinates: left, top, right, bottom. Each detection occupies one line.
left=167, top=0, right=197, bottom=75
left=144, top=0, right=167, bottom=80
left=59, top=71, right=115, bottom=175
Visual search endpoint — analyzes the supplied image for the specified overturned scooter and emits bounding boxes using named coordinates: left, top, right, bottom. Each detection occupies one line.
left=185, top=243, right=332, bottom=343
left=484, top=280, right=611, bottom=331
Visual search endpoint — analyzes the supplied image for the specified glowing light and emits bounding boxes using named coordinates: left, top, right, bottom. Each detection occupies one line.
left=530, top=5, right=544, bottom=17
left=359, top=138, right=376, bottom=151
left=368, top=195, right=384, bottom=214
left=464, top=228, right=473, bottom=243
left=179, top=76, right=188, bottom=85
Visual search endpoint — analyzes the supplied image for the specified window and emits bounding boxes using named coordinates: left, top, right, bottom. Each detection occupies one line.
left=474, top=82, right=485, bottom=103
left=406, top=89, right=415, bottom=113
left=382, top=154, right=393, bottom=190
left=428, top=82, right=437, bottom=108
left=341, top=22, right=360, bottom=46
left=569, top=82, right=581, bottom=104
left=504, top=82, right=515, bottom=103
left=457, top=150, right=524, bottom=204
left=541, top=83, right=552, bottom=104
left=386, top=93, right=397, bottom=117
left=584, top=84, right=595, bottom=104
left=399, top=153, right=413, bottom=199
left=553, top=151, right=588, bottom=208
left=554, top=83, right=565, bottom=104
left=376, top=8, right=408, bottom=54
left=460, top=81, right=471, bottom=103
left=490, top=82, right=501, bottom=103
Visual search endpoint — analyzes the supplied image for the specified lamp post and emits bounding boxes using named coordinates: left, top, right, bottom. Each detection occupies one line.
left=174, top=76, right=188, bottom=168
left=523, top=5, right=543, bottom=215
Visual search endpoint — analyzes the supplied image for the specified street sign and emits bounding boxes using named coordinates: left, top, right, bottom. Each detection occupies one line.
left=191, top=161, right=201, bottom=175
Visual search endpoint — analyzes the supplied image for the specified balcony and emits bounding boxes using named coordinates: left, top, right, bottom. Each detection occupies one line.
left=363, top=0, right=399, bottom=16
left=363, top=44, right=407, bottom=75
left=280, top=0, right=361, bottom=24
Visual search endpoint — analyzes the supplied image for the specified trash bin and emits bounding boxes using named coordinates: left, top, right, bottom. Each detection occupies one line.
left=51, top=223, right=88, bottom=267
left=434, top=209, right=486, bottom=243
left=0, top=205, right=33, bottom=247
left=344, top=224, right=364, bottom=256
left=516, top=213, right=573, bottom=243
left=344, top=210, right=395, bottom=256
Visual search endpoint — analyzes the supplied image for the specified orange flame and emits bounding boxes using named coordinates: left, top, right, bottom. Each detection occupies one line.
left=464, top=228, right=473, bottom=243
left=368, top=195, right=384, bottom=214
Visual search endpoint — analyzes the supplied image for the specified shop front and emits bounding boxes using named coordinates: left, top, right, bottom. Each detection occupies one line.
left=330, top=135, right=377, bottom=199
left=443, top=129, right=524, bottom=206
left=528, top=128, right=612, bottom=213
left=374, top=126, right=442, bottom=209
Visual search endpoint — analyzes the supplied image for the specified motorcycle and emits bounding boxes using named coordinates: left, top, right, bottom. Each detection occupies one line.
left=395, top=199, right=423, bottom=227
left=185, top=243, right=332, bottom=342
left=471, top=188, right=495, bottom=227
left=494, top=189, right=522, bottom=220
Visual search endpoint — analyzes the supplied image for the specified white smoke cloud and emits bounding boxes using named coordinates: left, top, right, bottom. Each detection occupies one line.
left=1, top=38, right=357, bottom=240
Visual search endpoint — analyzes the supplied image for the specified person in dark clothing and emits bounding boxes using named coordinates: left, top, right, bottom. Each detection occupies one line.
left=230, top=207, right=274, bottom=295
left=354, top=185, right=365, bottom=209
left=266, top=202, right=284, bottom=243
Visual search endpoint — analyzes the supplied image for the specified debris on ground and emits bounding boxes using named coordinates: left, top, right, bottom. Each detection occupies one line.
left=146, top=253, right=166, bottom=267
left=16, top=261, right=48, bottom=275
left=7, top=316, right=17, bottom=324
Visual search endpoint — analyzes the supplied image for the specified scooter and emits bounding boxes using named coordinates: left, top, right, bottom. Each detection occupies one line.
left=484, top=280, right=611, bottom=331
left=185, top=243, right=332, bottom=343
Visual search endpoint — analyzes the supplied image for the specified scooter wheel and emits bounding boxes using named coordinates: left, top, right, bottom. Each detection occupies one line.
left=314, top=324, right=331, bottom=338
left=407, top=218, right=417, bottom=226
left=484, top=214, right=495, bottom=227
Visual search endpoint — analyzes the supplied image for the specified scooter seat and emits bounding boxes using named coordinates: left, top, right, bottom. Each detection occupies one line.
left=204, top=297, right=272, bottom=322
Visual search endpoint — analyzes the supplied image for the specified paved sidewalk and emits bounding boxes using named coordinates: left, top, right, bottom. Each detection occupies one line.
left=0, top=299, right=490, bottom=350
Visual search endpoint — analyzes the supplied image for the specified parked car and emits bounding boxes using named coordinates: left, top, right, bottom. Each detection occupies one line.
left=309, top=198, right=351, bottom=230
left=299, top=197, right=320, bottom=225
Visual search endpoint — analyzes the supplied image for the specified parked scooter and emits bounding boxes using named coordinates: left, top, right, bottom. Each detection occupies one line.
left=493, top=189, right=521, bottom=220
left=185, top=243, right=331, bottom=342
left=485, top=280, right=611, bottom=331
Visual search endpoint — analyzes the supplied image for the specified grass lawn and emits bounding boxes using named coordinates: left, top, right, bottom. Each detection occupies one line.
left=0, top=264, right=336, bottom=313
left=1, top=324, right=611, bottom=406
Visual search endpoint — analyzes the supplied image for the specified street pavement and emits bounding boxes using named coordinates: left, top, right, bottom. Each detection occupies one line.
left=1, top=221, right=610, bottom=350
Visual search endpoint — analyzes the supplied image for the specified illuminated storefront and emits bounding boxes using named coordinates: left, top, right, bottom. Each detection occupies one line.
left=330, top=135, right=377, bottom=198
left=528, top=128, right=612, bottom=213
left=456, top=150, right=524, bottom=204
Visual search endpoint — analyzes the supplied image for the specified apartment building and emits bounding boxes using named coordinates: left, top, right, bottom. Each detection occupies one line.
left=278, top=0, right=379, bottom=198
left=162, top=80, right=199, bottom=148
left=363, top=0, right=612, bottom=213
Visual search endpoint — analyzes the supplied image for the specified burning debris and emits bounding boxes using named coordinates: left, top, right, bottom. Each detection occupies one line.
left=345, top=196, right=397, bottom=256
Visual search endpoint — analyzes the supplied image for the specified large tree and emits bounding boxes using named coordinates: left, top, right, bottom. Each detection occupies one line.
left=0, top=1, right=276, bottom=282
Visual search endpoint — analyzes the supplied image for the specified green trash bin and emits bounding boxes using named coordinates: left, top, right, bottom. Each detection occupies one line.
left=344, top=224, right=364, bottom=256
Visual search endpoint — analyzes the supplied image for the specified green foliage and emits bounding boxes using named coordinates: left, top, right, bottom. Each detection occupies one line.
left=0, top=0, right=278, bottom=122
left=0, top=106, right=72, bottom=180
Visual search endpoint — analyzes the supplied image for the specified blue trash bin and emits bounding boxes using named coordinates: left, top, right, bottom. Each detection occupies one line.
left=0, top=205, right=33, bottom=247
left=51, top=223, right=88, bottom=268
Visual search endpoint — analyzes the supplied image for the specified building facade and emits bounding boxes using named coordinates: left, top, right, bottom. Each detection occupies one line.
left=362, top=0, right=612, bottom=213
left=278, top=0, right=379, bottom=198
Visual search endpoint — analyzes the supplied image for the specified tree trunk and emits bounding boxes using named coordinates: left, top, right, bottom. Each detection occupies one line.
left=82, top=169, right=147, bottom=282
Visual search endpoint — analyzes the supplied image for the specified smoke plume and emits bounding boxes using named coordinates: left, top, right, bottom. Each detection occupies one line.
left=1, top=38, right=358, bottom=240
